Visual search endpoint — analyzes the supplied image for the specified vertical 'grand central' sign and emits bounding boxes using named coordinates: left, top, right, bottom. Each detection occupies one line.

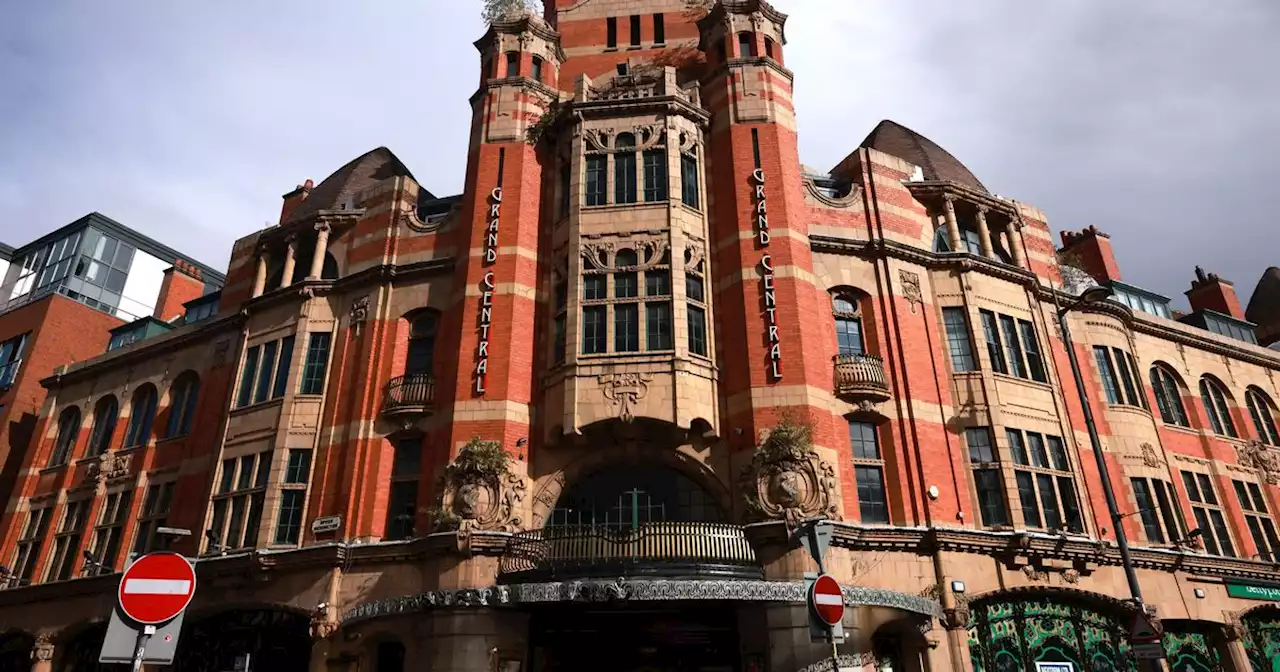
left=476, top=186, right=501, bottom=395
left=752, top=169, right=782, bottom=381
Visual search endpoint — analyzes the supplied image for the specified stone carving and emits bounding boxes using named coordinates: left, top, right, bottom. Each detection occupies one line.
left=1223, top=612, right=1246, bottom=641
left=899, top=270, right=922, bottom=314
left=799, top=655, right=879, bottom=672
left=432, top=438, right=527, bottom=535
left=582, top=124, right=666, bottom=153
left=86, top=452, right=131, bottom=485
left=739, top=417, right=840, bottom=527
left=309, top=619, right=338, bottom=640
left=581, top=239, right=668, bottom=272
left=1239, top=441, right=1280, bottom=485
left=1140, top=443, right=1164, bottom=468
left=1022, top=565, right=1048, bottom=582
left=349, top=296, right=371, bottom=326
left=599, top=373, right=653, bottom=423
left=32, top=634, right=53, bottom=662
left=1062, top=568, right=1081, bottom=584
left=212, top=340, right=231, bottom=367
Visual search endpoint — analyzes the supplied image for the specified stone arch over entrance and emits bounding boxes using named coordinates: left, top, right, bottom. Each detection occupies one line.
left=528, top=424, right=732, bottom=529
left=0, top=630, right=33, bottom=672
left=966, top=587, right=1139, bottom=671
left=171, top=605, right=312, bottom=672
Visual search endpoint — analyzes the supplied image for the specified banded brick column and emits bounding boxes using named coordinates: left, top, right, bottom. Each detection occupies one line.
left=699, top=4, right=843, bottom=456
left=438, top=13, right=562, bottom=460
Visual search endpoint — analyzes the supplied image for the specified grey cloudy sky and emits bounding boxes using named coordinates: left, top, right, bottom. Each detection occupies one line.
left=2, top=1, right=1277, bottom=307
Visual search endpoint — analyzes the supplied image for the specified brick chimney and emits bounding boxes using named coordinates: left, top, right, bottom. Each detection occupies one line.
left=1186, top=266, right=1245, bottom=319
left=154, top=260, right=205, bottom=322
left=1058, top=226, right=1122, bottom=284
left=279, top=179, right=313, bottom=224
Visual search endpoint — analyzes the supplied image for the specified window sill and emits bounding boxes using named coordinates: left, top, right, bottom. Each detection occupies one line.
left=653, top=42, right=666, bottom=49
left=626, top=45, right=643, bottom=51
left=677, top=203, right=703, bottom=217
left=603, top=47, right=618, bottom=53
left=1159, top=422, right=1200, bottom=437
left=294, top=393, right=325, bottom=400
left=991, top=372, right=1054, bottom=391
left=1105, top=403, right=1152, bottom=418
left=154, top=434, right=189, bottom=447
left=583, top=201, right=671, bottom=212
left=38, top=463, right=69, bottom=476
left=230, top=397, right=285, bottom=416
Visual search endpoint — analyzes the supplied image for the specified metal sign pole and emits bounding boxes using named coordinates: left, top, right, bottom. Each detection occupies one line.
left=829, top=635, right=840, bottom=672
left=131, top=625, right=155, bottom=672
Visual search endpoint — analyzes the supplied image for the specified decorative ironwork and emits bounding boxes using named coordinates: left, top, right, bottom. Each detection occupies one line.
left=1243, top=608, right=1280, bottom=671
left=832, top=353, right=891, bottom=404
left=498, top=522, right=760, bottom=582
left=967, top=596, right=1136, bottom=671
left=172, top=609, right=311, bottom=672
left=340, top=579, right=941, bottom=626
left=1162, top=623, right=1224, bottom=671
left=381, top=373, right=436, bottom=421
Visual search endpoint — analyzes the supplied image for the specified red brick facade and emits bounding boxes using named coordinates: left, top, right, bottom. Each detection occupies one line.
left=0, top=2, right=1277, bottom=671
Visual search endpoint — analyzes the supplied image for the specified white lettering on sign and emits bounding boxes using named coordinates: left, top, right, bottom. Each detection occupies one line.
left=754, top=169, right=781, bottom=381
left=124, top=579, right=192, bottom=595
left=485, top=187, right=502, bottom=264
left=476, top=271, right=495, bottom=395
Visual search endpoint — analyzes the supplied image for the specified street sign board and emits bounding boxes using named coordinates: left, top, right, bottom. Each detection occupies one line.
left=803, top=520, right=833, bottom=569
left=1131, top=641, right=1165, bottom=660
left=804, top=574, right=846, bottom=643
left=99, top=609, right=184, bottom=665
left=311, top=515, right=342, bottom=535
left=118, top=552, right=197, bottom=625
left=809, top=574, right=844, bottom=626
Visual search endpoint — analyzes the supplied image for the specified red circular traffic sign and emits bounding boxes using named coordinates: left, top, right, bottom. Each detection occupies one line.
left=117, top=552, right=196, bottom=625
left=809, top=574, right=844, bottom=626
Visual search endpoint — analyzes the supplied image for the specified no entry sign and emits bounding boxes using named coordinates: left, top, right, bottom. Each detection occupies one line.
left=117, top=552, right=196, bottom=625
left=808, top=574, right=844, bottom=626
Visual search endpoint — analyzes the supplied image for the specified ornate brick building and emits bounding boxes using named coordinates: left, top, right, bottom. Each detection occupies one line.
left=2, top=1, right=1280, bottom=671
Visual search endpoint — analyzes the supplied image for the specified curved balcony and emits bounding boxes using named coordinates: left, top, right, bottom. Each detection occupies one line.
left=381, top=373, right=435, bottom=422
left=833, top=353, right=891, bottom=404
left=499, top=522, right=762, bottom=583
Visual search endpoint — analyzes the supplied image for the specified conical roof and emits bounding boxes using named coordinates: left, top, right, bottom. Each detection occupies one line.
left=859, top=120, right=988, bottom=193
left=285, top=147, right=418, bottom=224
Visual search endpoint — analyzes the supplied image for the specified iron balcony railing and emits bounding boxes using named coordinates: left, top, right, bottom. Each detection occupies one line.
left=832, top=353, right=891, bottom=403
left=499, top=521, right=761, bottom=582
left=382, top=373, right=435, bottom=416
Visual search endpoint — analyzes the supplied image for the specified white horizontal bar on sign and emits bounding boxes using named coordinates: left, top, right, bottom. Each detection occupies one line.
left=814, top=593, right=843, bottom=606
left=123, top=579, right=191, bottom=595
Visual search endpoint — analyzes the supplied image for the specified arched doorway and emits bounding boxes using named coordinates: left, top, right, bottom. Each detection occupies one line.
left=967, top=592, right=1136, bottom=671
left=1161, top=620, right=1225, bottom=671
left=0, top=632, right=32, bottom=672
left=548, top=464, right=725, bottom=528
left=55, top=624, right=109, bottom=672
left=168, top=608, right=310, bottom=672
left=1243, top=606, right=1280, bottom=671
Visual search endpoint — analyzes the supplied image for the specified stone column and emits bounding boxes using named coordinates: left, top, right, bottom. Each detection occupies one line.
left=279, top=234, right=298, bottom=289
left=1009, top=219, right=1028, bottom=268
left=418, top=610, right=529, bottom=672
left=308, top=222, right=331, bottom=280
left=251, top=249, right=269, bottom=298
left=1223, top=621, right=1252, bottom=672
left=30, top=635, right=53, bottom=672
left=308, top=620, right=339, bottom=672
left=942, top=194, right=962, bottom=252
left=974, top=205, right=994, bottom=259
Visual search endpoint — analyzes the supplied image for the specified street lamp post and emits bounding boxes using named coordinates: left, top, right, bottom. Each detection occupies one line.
left=1055, top=286, right=1145, bottom=606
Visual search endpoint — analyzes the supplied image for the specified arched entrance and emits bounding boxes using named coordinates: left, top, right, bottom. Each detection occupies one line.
left=1243, top=606, right=1280, bottom=671
left=55, top=624, right=108, bottom=672
left=167, top=608, right=310, bottom=672
left=966, top=591, right=1136, bottom=671
left=0, top=632, right=32, bottom=672
left=1161, top=620, right=1226, bottom=671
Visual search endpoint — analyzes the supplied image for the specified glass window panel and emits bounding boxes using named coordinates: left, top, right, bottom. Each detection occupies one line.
left=849, top=422, right=879, bottom=460
left=615, top=303, right=639, bottom=352
left=1016, top=471, right=1041, bottom=528
left=855, top=466, right=888, bottom=523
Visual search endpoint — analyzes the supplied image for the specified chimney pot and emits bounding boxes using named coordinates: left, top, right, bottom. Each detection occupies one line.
left=1186, top=267, right=1245, bottom=319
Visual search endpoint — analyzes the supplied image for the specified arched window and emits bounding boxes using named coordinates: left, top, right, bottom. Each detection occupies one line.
left=550, top=464, right=724, bottom=527
left=831, top=293, right=864, bottom=357
left=87, top=395, right=118, bottom=456
left=614, top=133, right=638, bottom=204
left=531, top=56, right=544, bottom=82
left=165, top=372, right=200, bottom=439
left=737, top=32, right=755, bottom=58
left=1199, top=377, right=1237, bottom=438
left=124, top=384, right=158, bottom=448
left=405, top=312, right=438, bottom=376
left=48, top=406, right=81, bottom=466
left=1149, top=365, right=1189, bottom=427
left=385, top=436, right=421, bottom=541
left=1247, top=388, right=1280, bottom=446
left=505, top=51, right=520, bottom=77
left=764, top=36, right=776, bottom=60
